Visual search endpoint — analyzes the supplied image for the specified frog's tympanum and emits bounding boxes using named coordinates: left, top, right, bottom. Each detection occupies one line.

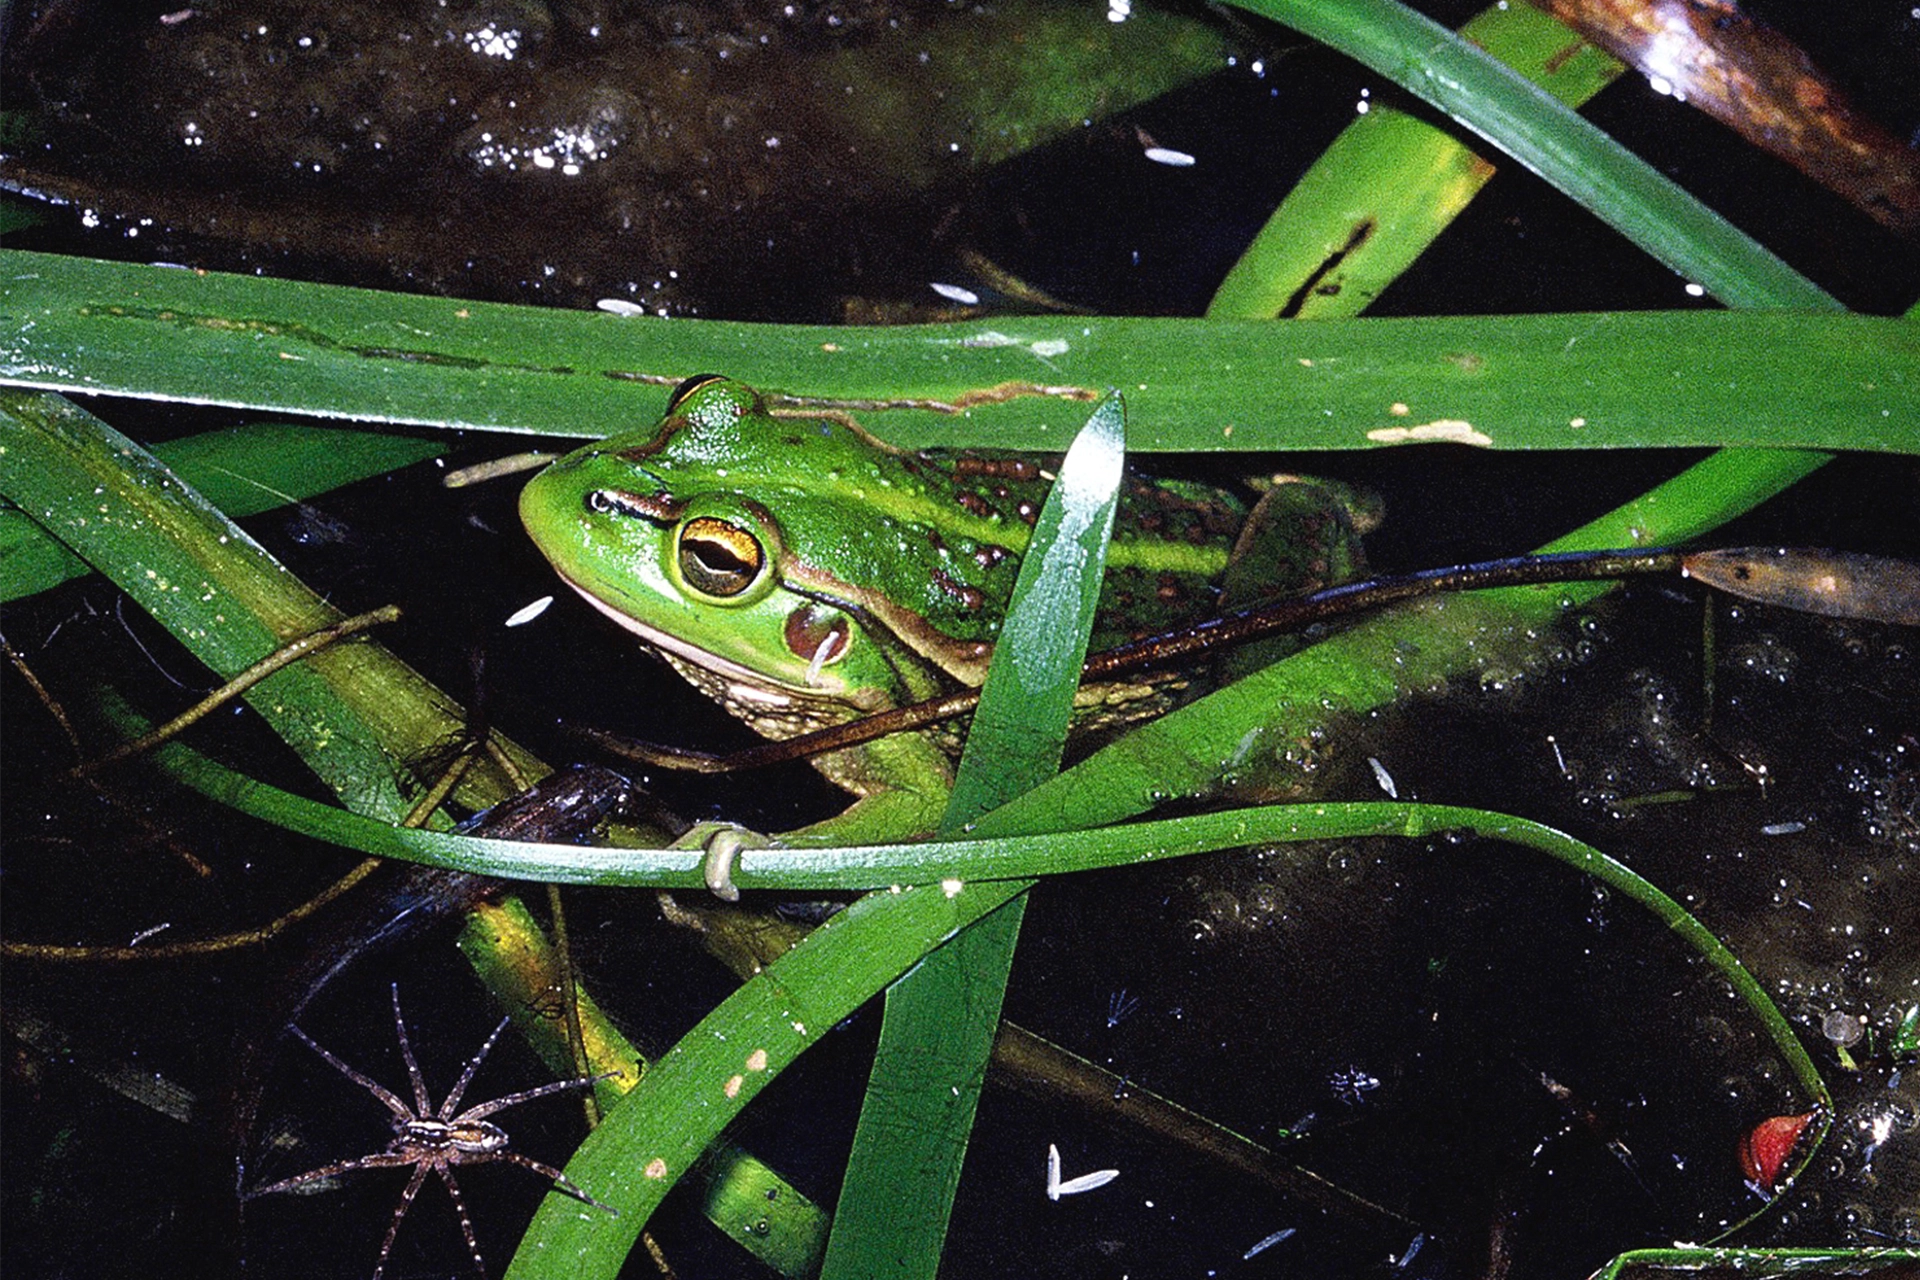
left=520, top=376, right=1373, bottom=843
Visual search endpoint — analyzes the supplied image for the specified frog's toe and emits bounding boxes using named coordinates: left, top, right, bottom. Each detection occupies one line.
left=672, top=823, right=776, bottom=901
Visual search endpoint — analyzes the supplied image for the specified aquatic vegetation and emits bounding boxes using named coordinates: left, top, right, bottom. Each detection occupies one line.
left=3, top=3, right=1917, bottom=1278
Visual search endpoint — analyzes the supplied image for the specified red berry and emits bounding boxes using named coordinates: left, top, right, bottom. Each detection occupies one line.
left=1739, top=1110, right=1818, bottom=1190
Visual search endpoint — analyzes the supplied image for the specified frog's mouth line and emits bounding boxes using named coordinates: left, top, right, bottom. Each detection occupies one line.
left=555, top=573, right=848, bottom=707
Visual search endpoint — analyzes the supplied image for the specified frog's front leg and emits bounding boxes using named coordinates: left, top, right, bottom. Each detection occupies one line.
left=796, top=728, right=957, bottom=845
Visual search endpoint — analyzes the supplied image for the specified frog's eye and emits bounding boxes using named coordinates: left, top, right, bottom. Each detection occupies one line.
left=666, top=374, right=729, bottom=415
left=676, top=516, right=767, bottom=599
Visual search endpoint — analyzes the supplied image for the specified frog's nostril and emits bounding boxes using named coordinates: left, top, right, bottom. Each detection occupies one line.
left=588, top=488, right=684, bottom=522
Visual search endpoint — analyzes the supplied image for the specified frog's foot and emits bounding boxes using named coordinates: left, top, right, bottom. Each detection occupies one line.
left=672, top=822, right=778, bottom=902
left=1220, top=477, right=1374, bottom=613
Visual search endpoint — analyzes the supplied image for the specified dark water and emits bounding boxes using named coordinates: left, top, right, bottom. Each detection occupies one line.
left=5, top=3, right=1920, bottom=1278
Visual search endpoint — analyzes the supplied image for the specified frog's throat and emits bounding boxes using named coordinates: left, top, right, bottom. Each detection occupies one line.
left=557, top=575, right=862, bottom=710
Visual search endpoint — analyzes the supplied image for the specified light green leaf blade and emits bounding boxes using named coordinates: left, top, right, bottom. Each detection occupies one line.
left=1220, top=0, right=1836, bottom=310
left=1211, top=1, right=1627, bottom=319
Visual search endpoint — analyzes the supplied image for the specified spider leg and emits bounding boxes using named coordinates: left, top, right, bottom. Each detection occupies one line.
left=435, top=1164, right=490, bottom=1279
left=288, top=1024, right=416, bottom=1123
left=440, top=1013, right=514, bottom=1119
left=488, top=1151, right=619, bottom=1215
left=389, top=984, right=437, bottom=1118
left=455, top=1070, right=619, bottom=1123
left=370, top=1162, right=433, bottom=1280
left=247, top=1149, right=418, bottom=1199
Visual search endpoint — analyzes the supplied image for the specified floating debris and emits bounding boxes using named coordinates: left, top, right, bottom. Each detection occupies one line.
left=929, top=281, right=982, bottom=306
left=1682, top=548, right=1920, bottom=626
left=1243, top=1227, right=1296, bottom=1259
left=505, top=596, right=554, bottom=627
left=1045, top=1143, right=1120, bottom=1200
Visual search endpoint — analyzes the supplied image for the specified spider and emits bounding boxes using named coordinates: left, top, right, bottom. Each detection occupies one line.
left=248, top=984, right=618, bottom=1280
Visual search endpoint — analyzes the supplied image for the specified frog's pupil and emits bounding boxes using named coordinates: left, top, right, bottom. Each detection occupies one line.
left=679, top=516, right=764, bottom=597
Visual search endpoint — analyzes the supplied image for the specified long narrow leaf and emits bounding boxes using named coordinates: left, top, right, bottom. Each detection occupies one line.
left=5, top=254, right=1912, bottom=452
left=0, top=390, right=416, bottom=816
left=1221, top=0, right=1837, bottom=310
left=2, top=421, right=443, bottom=602
left=1211, top=1, right=1627, bottom=319
left=980, top=448, right=1829, bottom=839
left=108, top=719, right=1831, bottom=1220
left=502, top=881, right=1020, bottom=1280
left=471, top=789, right=1821, bottom=1277
left=822, top=396, right=1127, bottom=1279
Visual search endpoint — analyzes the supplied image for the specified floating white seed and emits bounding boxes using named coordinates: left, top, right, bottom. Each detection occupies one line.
left=930, top=281, right=981, bottom=306
left=505, top=595, right=554, bottom=627
left=1244, top=1227, right=1296, bottom=1259
left=1046, top=1143, right=1119, bottom=1200
left=1056, top=1169, right=1120, bottom=1196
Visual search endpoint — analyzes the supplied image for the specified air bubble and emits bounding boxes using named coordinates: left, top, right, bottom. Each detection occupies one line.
left=1824, top=1009, right=1866, bottom=1047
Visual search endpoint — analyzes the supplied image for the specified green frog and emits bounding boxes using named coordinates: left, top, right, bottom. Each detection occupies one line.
left=519, top=376, right=1374, bottom=846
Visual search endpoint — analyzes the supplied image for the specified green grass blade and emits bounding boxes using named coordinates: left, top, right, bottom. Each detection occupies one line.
left=1220, top=0, right=1837, bottom=310
left=5, top=407, right=819, bottom=1268
left=1211, top=1, right=1627, bottom=319
left=821, top=396, right=1126, bottom=1279
left=1, top=390, right=411, bottom=816
left=112, top=720, right=1834, bottom=1205
left=819, top=895, right=1029, bottom=1280
left=982, top=447, right=1830, bottom=840
left=458, top=790, right=1821, bottom=1275
left=501, top=880, right=1021, bottom=1280
left=947, top=394, right=1128, bottom=824
left=6, top=254, right=1912, bottom=452
left=455, top=896, right=832, bottom=1278
left=2, top=421, right=442, bottom=602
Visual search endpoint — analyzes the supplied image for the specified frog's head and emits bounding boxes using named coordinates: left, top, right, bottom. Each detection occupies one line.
left=519, top=376, right=997, bottom=727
